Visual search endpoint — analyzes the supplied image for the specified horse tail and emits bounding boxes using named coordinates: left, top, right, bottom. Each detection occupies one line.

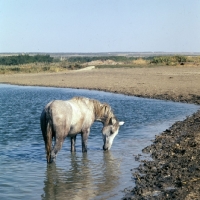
left=41, top=106, right=53, bottom=163
left=46, top=120, right=52, bottom=163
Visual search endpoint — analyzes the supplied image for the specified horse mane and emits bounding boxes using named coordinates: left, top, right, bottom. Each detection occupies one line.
left=71, top=96, right=115, bottom=123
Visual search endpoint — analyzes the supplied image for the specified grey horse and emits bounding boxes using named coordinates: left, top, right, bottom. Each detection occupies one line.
left=40, top=97, right=124, bottom=163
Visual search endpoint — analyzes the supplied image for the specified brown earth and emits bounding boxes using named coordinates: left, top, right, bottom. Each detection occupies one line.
left=1, top=66, right=200, bottom=199
left=0, top=66, right=200, bottom=104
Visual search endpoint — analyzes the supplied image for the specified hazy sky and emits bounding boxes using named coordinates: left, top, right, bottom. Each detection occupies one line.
left=0, top=0, right=200, bottom=53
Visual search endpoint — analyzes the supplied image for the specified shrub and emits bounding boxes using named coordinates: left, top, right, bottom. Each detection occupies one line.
left=150, top=55, right=188, bottom=65
left=0, top=54, right=53, bottom=65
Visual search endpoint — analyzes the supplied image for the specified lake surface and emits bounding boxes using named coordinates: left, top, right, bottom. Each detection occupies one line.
left=0, top=84, right=199, bottom=200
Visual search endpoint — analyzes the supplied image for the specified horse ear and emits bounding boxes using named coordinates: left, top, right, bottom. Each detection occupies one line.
left=104, top=105, right=111, bottom=114
left=109, top=117, right=116, bottom=125
left=119, top=121, right=124, bottom=126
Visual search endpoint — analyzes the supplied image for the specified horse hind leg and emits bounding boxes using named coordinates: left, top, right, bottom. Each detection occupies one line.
left=50, top=121, right=69, bottom=162
left=51, top=135, right=65, bottom=162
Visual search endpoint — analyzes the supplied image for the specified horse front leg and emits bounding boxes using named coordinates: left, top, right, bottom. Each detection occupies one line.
left=71, top=135, right=76, bottom=152
left=81, top=128, right=90, bottom=153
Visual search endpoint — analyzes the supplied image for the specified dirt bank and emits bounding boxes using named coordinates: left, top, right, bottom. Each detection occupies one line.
left=1, top=66, right=200, bottom=199
left=0, top=66, right=200, bottom=104
left=123, top=110, right=200, bottom=200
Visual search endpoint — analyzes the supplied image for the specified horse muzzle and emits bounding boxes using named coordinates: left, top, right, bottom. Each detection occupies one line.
left=103, top=144, right=111, bottom=151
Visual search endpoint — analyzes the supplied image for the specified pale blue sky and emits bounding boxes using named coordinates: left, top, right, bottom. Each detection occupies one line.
left=0, top=0, right=200, bottom=53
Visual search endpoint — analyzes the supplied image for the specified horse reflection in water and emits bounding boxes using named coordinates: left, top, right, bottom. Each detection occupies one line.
left=40, top=97, right=124, bottom=163
left=41, top=152, right=120, bottom=200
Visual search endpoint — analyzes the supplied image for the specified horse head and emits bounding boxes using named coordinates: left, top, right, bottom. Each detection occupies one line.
left=102, top=117, right=124, bottom=151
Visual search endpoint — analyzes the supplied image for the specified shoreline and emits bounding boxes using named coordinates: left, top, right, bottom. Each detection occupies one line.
left=1, top=66, right=200, bottom=104
left=123, top=110, right=200, bottom=199
left=1, top=66, right=200, bottom=199
left=1, top=81, right=200, bottom=105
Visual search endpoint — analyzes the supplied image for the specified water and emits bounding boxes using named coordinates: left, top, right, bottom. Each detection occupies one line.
left=0, top=84, right=199, bottom=200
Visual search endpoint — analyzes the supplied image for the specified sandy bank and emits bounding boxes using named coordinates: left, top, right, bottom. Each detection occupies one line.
left=1, top=66, right=200, bottom=104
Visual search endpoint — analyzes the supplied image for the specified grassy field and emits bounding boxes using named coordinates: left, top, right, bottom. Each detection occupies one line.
left=0, top=55, right=200, bottom=74
left=0, top=63, right=65, bottom=74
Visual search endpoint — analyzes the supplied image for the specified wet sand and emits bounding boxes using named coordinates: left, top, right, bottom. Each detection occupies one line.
left=1, top=66, right=200, bottom=199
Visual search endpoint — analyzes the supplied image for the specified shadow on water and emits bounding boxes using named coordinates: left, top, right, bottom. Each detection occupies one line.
left=42, top=151, right=120, bottom=200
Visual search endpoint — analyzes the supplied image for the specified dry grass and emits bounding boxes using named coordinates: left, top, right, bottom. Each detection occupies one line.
left=1, top=56, right=200, bottom=74
left=0, top=62, right=71, bottom=74
left=132, top=58, right=149, bottom=65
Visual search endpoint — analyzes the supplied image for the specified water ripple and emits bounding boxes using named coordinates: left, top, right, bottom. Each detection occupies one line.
left=0, top=84, right=199, bottom=200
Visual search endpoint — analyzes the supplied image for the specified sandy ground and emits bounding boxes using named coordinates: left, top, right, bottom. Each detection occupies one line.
left=0, top=66, right=200, bottom=104
left=1, top=66, right=200, bottom=199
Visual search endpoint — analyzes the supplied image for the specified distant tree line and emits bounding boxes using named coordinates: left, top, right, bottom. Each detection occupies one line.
left=67, top=56, right=137, bottom=63
left=0, top=54, right=53, bottom=65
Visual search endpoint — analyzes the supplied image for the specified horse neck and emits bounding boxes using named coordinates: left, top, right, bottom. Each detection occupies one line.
left=93, top=101, right=114, bottom=125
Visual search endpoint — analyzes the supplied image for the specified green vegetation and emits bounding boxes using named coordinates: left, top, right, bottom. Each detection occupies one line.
left=0, top=54, right=53, bottom=65
left=0, top=54, right=199, bottom=74
left=67, top=56, right=136, bottom=63
left=0, top=61, right=84, bottom=74
left=149, top=55, right=188, bottom=65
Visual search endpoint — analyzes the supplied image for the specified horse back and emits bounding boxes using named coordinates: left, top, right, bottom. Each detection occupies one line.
left=43, top=100, right=95, bottom=136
